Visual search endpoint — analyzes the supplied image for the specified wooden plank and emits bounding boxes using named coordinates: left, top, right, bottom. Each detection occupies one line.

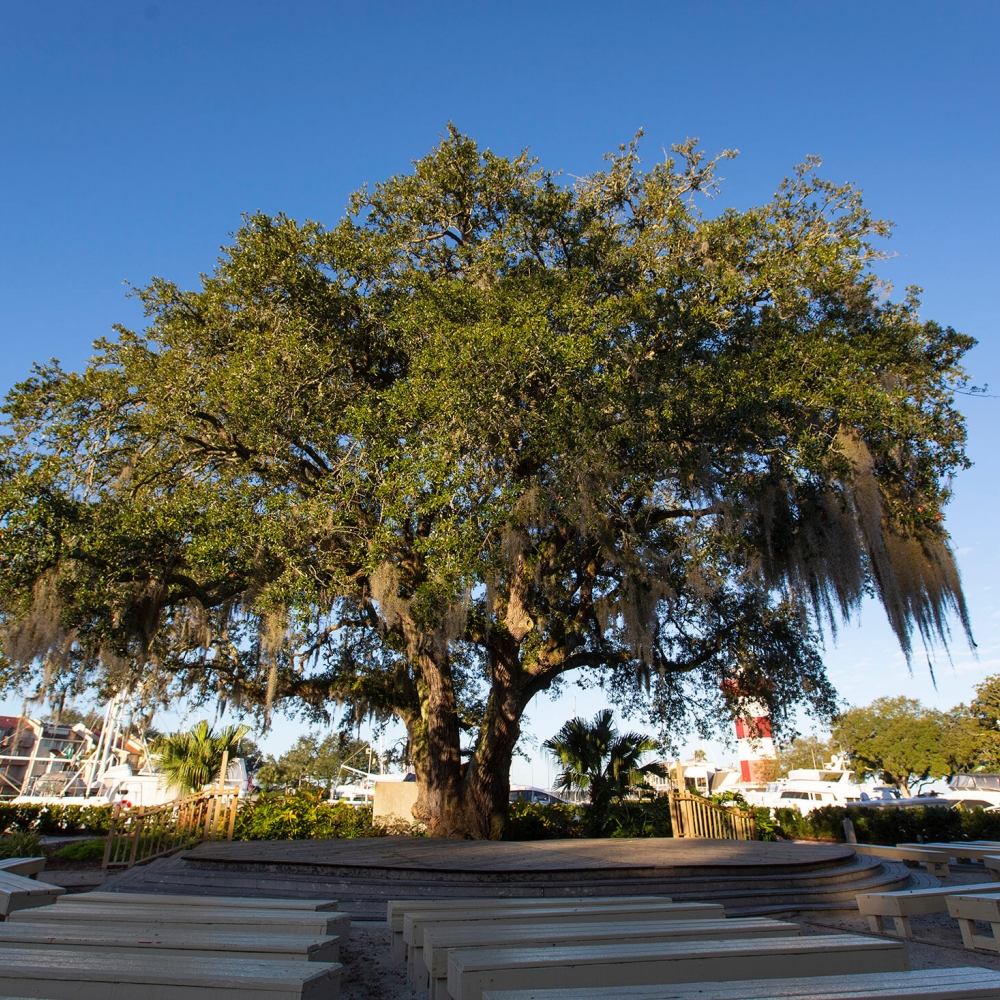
left=0, top=948, right=340, bottom=999
left=387, top=894, right=678, bottom=964
left=903, top=843, right=1000, bottom=863
left=421, top=917, right=800, bottom=999
left=851, top=844, right=952, bottom=875
left=448, top=934, right=908, bottom=1000
left=856, top=882, right=1000, bottom=937
left=0, top=858, right=45, bottom=879
left=404, top=901, right=725, bottom=984
left=0, top=872, right=65, bottom=917
left=61, top=891, right=340, bottom=911
left=946, top=892, right=1000, bottom=951
left=479, top=966, right=1000, bottom=999
left=8, top=902, right=349, bottom=937
left=0, top=921, right=340, bottom=962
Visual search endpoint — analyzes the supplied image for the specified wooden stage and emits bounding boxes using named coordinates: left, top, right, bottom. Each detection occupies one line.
left=185, top=837, right=855, bottom=877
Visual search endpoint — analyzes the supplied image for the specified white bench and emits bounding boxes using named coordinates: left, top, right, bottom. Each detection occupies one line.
left=0, top=872, right=65, bottom=917
left=447, top=934, right=908, bottom=1000
left=946, top=892, right=1000, bottom=951
left=0, top=858, right=45, bottom=879
left=0, top=921, right=340, bottom=962
left=984, top=855, right=1000, bottom=879
left=67, top=890, right=340, bottom=910
left=421, top=917, right=800, bottom=1000
left=856, top=882, right=1000, bottom=937
left=0, top=948, right=340, bottom=999
left=902, top=843, right=1000, bottom=865
left=387, top=895, right=675, bottom=964
left=851, top=843, right=954, bottom=875
left=9, top=901, right=350, bottom=937
left=479, top=966, right=1000, bottom=999
left=404, top=901, right=725, bottom=987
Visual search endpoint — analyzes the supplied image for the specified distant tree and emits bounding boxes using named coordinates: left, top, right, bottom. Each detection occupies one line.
left=832, top=697, right=948, bottom=795
left=936, top=674, right=1000, bottom=774
left=544, top=710, right=665, bottom=832
left=152, top=720, right=251, bottom=793
left=777, top=734, right=837, bottom=776
left=254, top=732, right=368, bottom=793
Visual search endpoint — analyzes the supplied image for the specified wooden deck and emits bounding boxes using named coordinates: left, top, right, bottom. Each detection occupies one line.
left=183, top=837, right=854, bottom=876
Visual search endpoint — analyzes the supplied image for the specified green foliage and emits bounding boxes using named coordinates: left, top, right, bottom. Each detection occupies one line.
left=605, top=796, right=675, bottom=838
left=0, top=127, right=975, bottom=836
left=152, top=720, right=251, bottom=793
left=543, top=710, right=665, bottom=835
left=0, top=831, right=41, bottom=858
left=772, top=804, right=1000, bottom=844
left=232, top=792, right=425, bottom=840
left=254, top=732, right=369, bottom=793
left=0, top=804, right=111, bottom=836
left=52, top=838, right=106, bottom=860
left=505, top=800, right=582, bottom=840
left=777, top=735, right=837, bottom=776
left=833, top=697, right=951, bottom=794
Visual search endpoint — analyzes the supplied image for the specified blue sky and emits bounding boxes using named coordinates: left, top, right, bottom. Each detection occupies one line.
left=1, top=2, right=998, bottom=781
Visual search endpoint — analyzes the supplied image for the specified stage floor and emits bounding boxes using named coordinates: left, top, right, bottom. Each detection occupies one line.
left=185, top=836, right=855, bottom=875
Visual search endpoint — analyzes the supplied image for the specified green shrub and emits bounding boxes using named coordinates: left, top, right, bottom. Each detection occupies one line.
left=52, top=838, right=107, bottom=861
left=0, top=831, right=42, bottom=858
left=604, top=797, right=674, bottom=838
left=505, top=801, right=582, bottom=840
left=232, top=794, right=425, bottom=840
left=773, top=804, right=989, bottom=844
left=0, top=804, right=111, bottom=837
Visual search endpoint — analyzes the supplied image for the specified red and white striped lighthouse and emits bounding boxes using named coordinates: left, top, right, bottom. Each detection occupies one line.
left=734, top=701, right=777, bottom=783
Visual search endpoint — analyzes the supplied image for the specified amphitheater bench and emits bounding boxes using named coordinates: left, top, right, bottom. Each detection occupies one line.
left=902, top=843, right=1000, bottom=865
left=0, top=948, right=341, bottom=999
left=404, top=901, right=725, bottom=988
left=386, top=895, right=679, bottom=965
left=851, top=844, right=953, bottom=875
left=0, top=858, right=45, bottom=879
left=8, top=901, right=351, bottom=938
left=0, top=920, right=341, bottom=962
left=856, top=882, right=1000, bottom=938
left=66, top=891, right=340, bottom=910
left=946, top=892, right=1000, bottom=951
left=983, top=856, right=1000, bottom=880
left=0, top=871, right=64, bottom=917
left=446, top=933, right=907, bottom=1000
left=479, top=966, right=1000, bottom=1000
left=421, top=917, right=800, bottom=1000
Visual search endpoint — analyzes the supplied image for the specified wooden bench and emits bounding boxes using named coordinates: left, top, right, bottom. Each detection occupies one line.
left=9, top=901, right=350, bottom=937
left=851, top=843, right=954, bottom=875
left=0, top=858, right=45, bottom=879
left=404, top=901, right=725, bottom=988
left=0, top=948, right=340, bottom=999
left=387, top=895, right=675, bottom=964
left=67, top=890, right=340, bottom=910
left=447, top=934, right=907, bottom=1000
left=479, top=966, right=1000, bottom=999
left=421, top=917, right=800, bottom=1000
left=983, top=855, right=1000, bottom=879
left=902, top=842, right=1000, bottom=865
left=946, top=892, right=1000, bottom=951
left=0, top=872, right=65, bottom=917
left=0, top=920, right=340, bottom=962
left=856, top=882, right=1000, bottom=937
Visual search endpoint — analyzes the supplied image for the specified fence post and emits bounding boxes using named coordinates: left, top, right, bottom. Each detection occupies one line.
left=102, top=803, right=120, bottom=869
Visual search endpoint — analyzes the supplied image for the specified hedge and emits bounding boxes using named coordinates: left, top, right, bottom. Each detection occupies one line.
left=0, top=804, right=112, bottom=836
left=231, top=794, right=424, bottom=840
left=775, top=804, right=1000, bottom=844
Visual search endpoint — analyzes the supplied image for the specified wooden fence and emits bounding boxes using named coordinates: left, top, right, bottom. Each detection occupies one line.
left=667, top=790, right=757, bottom=840
left=102, top=788, right=240, bottom=869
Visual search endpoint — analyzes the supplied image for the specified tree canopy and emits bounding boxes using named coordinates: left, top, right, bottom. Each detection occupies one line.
left=0, top=127, right=975, bottom=836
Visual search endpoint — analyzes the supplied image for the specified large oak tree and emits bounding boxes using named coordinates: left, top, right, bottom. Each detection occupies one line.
left=0, top=129, right=974, bottom=836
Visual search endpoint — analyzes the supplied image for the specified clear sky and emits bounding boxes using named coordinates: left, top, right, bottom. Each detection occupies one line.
left=2, top=2, right=998, bottom=782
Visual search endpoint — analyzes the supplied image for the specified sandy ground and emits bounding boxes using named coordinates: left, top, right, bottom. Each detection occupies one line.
left=339, top=865, right=1000, bottom=998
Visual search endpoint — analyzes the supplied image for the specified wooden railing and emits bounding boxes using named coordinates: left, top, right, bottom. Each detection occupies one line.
left=102, top=788, right=240, bottom=869
left=667, top=790, right=757, bottom=840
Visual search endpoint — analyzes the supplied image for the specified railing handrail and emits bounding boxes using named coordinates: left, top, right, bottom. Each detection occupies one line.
left=667, top=789, right=757, bottom=841
left=102, top=788, right=240, bottom=869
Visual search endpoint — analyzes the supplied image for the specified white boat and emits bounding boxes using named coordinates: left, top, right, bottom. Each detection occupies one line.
left=742, top=756, right=869, bottom=814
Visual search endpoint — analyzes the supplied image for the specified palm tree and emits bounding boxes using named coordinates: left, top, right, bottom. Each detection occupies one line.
left=154, top=720, right=251, bottom=793
left=542, top=710, right=666, bottom=832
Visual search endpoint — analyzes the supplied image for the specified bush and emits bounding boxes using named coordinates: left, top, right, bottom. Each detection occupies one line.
left=0, top=831, right=41, bottom=858
left=505, top=801, right=582, bottom=840
left=773, top=804, right=999, bottom=844
left=604, top=797, right=674, bottom=838
left=0, top=804, right=111, bottom=837
left=52, top=838, right=107, bottom=861
left=232, top=793, right=425, bottom=840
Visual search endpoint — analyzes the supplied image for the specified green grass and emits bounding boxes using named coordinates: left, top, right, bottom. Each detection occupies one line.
left=51, top=838, right=106, bottom=861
